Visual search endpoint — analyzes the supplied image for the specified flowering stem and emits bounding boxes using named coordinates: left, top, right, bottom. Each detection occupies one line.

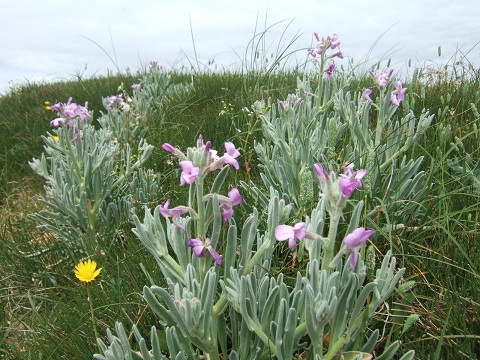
left=205, top=314, right=221, bottom=360
left=195, top=179, right=205, bottom=238
left=374, top=90, right=386, bottom=147
left=86, top=283, right=100, bottom=349
left=315, top=53, right=326, bottom=113
left=205, top=352, right=220, bottom=360
left=243, top=235, right=274, bottom=275
left=321, top=212, right=340, bottom=271
left=323, top=334, right=348, bottom=360
left=212, top=293, right=227, bottom=316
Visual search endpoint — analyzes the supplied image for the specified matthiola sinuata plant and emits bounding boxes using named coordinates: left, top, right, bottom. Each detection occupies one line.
left=29, top=97, right=154, bottom=256
left=29, top=64, right=193, bottom=257
left=96, top=134, right=414, bottom=359
left=246, top=31, right=434, bottom=231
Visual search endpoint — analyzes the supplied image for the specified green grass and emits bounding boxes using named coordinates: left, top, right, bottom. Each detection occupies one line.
left=1, top=58, right=479, bottom=359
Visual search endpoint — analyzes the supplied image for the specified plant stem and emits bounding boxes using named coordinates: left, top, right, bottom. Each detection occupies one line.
left=374, top=89, right=386, bottom=148
left=243, top=235, right=273, bottom=275
left=86, top=283, right=100, bottom=350
left=321, top=212, right=340, bottom=271
left=196, top=178, right=205, bottom=238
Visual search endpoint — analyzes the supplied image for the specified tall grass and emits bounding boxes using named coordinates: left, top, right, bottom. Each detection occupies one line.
left=0, top=56, right=479, bottom=359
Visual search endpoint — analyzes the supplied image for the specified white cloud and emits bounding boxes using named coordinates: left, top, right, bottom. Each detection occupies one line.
left=1, top=0, right=479, bottom=94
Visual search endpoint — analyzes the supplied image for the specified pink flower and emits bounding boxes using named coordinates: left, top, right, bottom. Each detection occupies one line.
left=314, top=163, right=330, bottom=184
left=329, top=50, right=344, bottom=59
left=327, top=34, right=340, bottom=49
left=158, top=199, right=188, bottom=218
left=390, top=81, right=407, bottom=106
left=362, top=89, right=373, bottom=102
left=222, top=186, right=243, bottom=224
left=228, top=186, right=243, bottom=206
left=162, top=143, right=178, bottom=154
left=223, top=142, right=240, bottom=170
left=48, top=97, right=90, bottom=126
left=179, top=160, right=199, bottom=186
left=309, top=40, right=324, bottom=57
left=105, top=94, right=125, bottom=109
left=275, top=222, right=306, bottom=249
left=308, top=33, right=324, bottom=58
left=187, top=238, right=222, bottom=265
left=50, top=117, right=67, bottom=127
left=339, top=167, right=367, bottom=197
left=369, top=69, right=394, bottom=88
left=324, top=63, right=336, bottom=80
left=343, top=227, right=375, bottom=269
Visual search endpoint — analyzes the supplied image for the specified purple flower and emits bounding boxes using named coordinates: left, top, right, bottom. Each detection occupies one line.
left=48, top=97, right=90, bottom=127
left=179, top=160, right=199, bottom=186
left=188, top=237, right=222, bottom=265
left=343, top=227, right=375, bottom=269
left=308, top=33, right=324, bottom=57
left=158, top=199, right=188, bottom=218
left=222, top=186, right=243, bottom=224
left=327, top=34, right=340, bottom=49
left=324, top=63, right=336, bottom=80
left=370, top=69, right=394, bottom=88
left=174, top=221, right=186, bottom=233
left=390, top=81, right=407, bottom=106
left=362, top=89, right=373, bottom=102
left=204, top=140, right=212, bottom=152
left=339, top=167, right=367, bottom=197
left=228, top=186, right=243, bottom=206
left=105, top=94, right=125, bottom=109
left=132, top=82, right=142, bottom=90
left=222, top=206, right=234, bottom=224
left=275, top=222, right=306, bottom=249
left=162, top=143, right=178, bottom=154
left=50, top=117, right=67, bottom=128
left=223, top=142, right=240, bottom=170
left=329, top=50, right=344, bottom=59
left=314, top=163, right=330, bottom=184
left=72, top=128, right=83, bottom=141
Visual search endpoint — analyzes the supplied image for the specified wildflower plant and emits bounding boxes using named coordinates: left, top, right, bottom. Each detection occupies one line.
left=29, top=64, right=193, bottom=257
left=29, top=97, right=154, bottom=256
left=97, top=133, right=414, bottom=359
left=75, top=259, right=102, bottom=347
left=246, top=32, right=435, bottom=230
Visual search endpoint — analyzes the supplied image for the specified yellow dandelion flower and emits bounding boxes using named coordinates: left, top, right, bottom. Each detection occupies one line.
left=74, top=259, right=102, bottom=283
left=45, top=101, right=51, bottom=110
left=53, top=136, right=59, bottom=142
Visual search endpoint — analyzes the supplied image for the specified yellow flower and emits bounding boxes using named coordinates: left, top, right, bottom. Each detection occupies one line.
left=74, top=259, right=102, bottom=283
left=53, top=136, right=59, bottom=142
left=45, top=101, right=51, bottom=110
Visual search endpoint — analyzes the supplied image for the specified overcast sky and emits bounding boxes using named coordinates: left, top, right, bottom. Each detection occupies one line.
left=1, top=0, right=479, bottom=94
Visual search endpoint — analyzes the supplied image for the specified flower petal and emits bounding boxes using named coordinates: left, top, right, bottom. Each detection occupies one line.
left=208, top=247, right=223, bottom=265
left=293, top=222, right=307, bottom=240
left=349, top=250, right=359, bottom=269
left=275, top=225, right=294, bottom=241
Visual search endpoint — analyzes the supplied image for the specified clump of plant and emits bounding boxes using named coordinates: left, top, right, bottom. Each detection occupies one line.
left=96, top=134, right=414, bottom=358
left=28, top=63, right=192, bottom=258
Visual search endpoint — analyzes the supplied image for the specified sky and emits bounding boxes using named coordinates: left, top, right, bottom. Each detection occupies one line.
left=1, top=0, right=479, bottom=95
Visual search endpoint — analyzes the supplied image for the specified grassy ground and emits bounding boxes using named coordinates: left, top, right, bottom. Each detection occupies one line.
left=0, top=61, right=479, bottom=359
